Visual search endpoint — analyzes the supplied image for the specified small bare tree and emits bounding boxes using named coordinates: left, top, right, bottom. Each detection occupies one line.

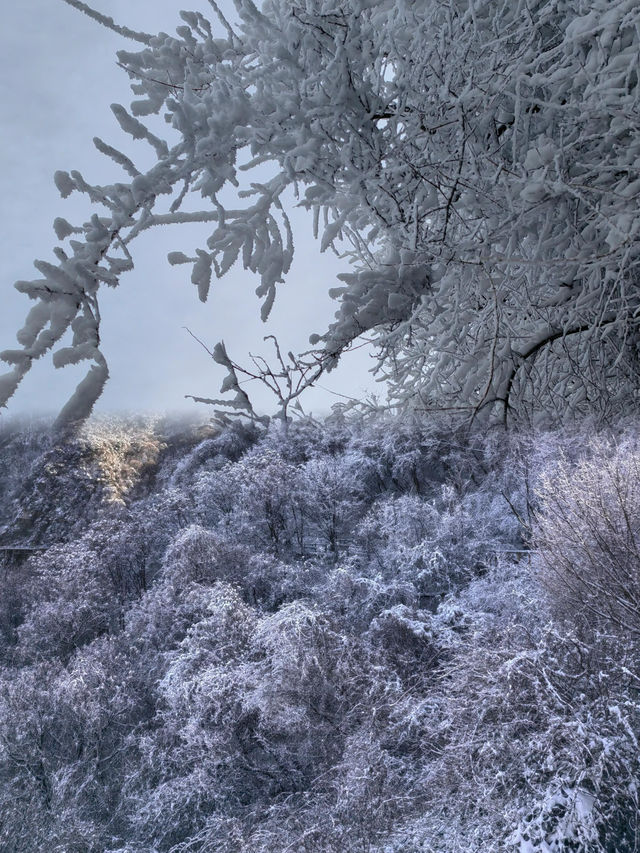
left=185, top=333, right=325, bottom=428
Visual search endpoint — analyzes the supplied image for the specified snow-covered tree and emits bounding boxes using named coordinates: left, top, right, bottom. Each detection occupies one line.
left=2, top=0, right=640, bottom=425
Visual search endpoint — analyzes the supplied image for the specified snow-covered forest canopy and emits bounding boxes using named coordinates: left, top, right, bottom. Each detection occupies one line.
left=2, top=0, right=640, bottom=426
left=1, top=414, right=640, bottom=851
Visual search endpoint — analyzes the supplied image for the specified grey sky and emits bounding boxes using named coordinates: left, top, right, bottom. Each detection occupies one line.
left=0, top=0, right=379, bottom=421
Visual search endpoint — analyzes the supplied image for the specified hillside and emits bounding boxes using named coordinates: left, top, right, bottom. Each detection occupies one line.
left=0, top=415, right=638, bottom=851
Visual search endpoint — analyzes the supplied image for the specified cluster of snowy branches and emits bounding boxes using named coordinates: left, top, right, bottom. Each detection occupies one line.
left=2, top=0, right=640, bottom=425
left=1, top=415, right=639, bottom=850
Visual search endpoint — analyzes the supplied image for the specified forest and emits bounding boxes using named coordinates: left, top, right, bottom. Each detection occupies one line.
left=1, top=0, right=640, bottom=849
left=1, top=414, right=639, bottom=851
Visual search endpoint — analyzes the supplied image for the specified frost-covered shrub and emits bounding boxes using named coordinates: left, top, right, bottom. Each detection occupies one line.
left=16, top=542, right=116, bottom=661
left=299, top=454, right=368, bottom=554
left=346, top=420, right=447, bottom=496
left=368, top=604, right=440, bottom=684
left=129, top=593, right=362, bottom=846
left=329, top=729, right=410, bottom=851
left=241, top=553, right=320, bottom=610
left=123, top=584, right=259, bottom=848
left=0, top=636, right=152, bottom=852
left=167, top=421, right=262, bottom=490
left=0, top=419, right=51, bottom=525
left=388, top=560, right=640, bottom=853
left=356, top=484, right=520, bottom=606
left=316, top=562, right=418, bottom=633
left=535, top=438, right=640, bottom=636
left=162, top=524, right=249, bottom=589
left=123, top=576, right=234, bottom=664
left=195, top=448, right=305, bottom=555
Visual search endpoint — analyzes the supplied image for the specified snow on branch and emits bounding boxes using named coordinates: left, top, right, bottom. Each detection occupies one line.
left=3, top=0, right=640, bottom=425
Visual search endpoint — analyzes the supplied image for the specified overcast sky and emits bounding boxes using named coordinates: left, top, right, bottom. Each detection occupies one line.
left=0, top=0, right=380, bottom=422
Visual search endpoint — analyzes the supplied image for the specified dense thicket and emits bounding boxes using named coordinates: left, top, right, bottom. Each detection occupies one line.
left=2, top=0, right=640, bottom=426
left=1, top=416, right=638, bottom=851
